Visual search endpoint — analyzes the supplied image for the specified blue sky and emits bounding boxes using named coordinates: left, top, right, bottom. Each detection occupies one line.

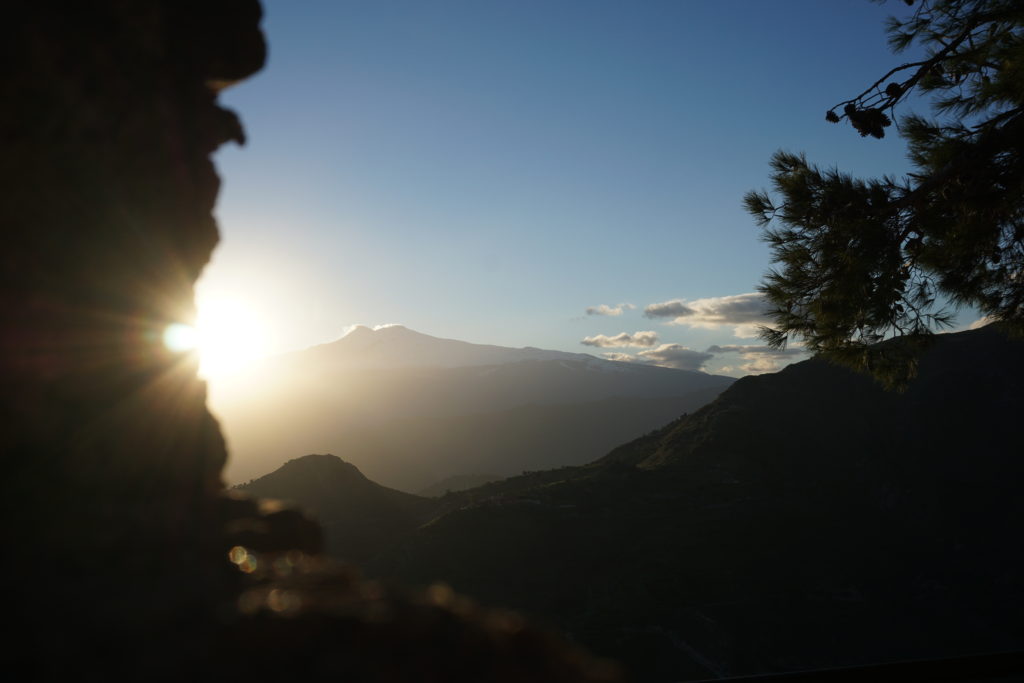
left=202, top=0, right=970, bottom=377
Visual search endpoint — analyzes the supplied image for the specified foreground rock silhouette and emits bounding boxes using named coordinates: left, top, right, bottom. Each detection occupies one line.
left=1, top=3, right=622, bottom=680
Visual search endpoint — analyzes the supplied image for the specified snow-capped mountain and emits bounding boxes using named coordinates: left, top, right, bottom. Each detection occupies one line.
left=214, top=326, right=735, bottom=491
left=288, top=324, right=603, bottom=369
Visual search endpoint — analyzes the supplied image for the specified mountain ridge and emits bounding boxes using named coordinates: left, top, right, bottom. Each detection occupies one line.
left=284, top=324, right=606, bottom=370
left=364, top=324, right=1024, bottom=680
left=214, top=325, right=735, bottom=488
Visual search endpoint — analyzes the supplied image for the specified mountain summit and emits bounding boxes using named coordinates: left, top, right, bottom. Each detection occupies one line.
left=238, top=454, right=433, bottom=562
left=214, top=326, right=735, bottom=489
left=297, top=324, right=604, bottom=370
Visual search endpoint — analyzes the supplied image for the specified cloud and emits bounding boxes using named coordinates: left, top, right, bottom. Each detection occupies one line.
left=600, top=352, right=639, bottom=363
left=706, top=344, right=803, bottom=356
left=706, top=342, right=806, bottom=375
left=644, top=292, right=771, bottom=338
left=585, top=303, right=635, bottom=317
left=968, top=316, right=992, bottom=330
left=642, top=300, right=694, bottom=318
left=596, top=336, right=808, bottom=374
left=738, top=356, right=782, bottom=374
left=598, top=344, right=714, bottom=371
left=581, top=331, right=659, bottom=348
left=636, top=344, right=713, bottom=371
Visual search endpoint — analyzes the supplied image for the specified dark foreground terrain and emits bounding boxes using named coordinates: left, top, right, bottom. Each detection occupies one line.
left=249, top=325, right=1024, bottom=681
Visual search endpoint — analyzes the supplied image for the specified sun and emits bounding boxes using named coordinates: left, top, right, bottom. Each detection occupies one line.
left=163, top=296, right=271, bottom=378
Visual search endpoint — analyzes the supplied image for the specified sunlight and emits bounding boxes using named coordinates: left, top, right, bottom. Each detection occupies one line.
left=163, top=322, right=199, bottom=353
left=163, top=296, right=271, bottom=378
left=196, top=296, right=270, bottom=378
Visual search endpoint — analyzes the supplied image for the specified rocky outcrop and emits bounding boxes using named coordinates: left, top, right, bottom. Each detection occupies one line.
left=1, top=3, right=622, bottom=679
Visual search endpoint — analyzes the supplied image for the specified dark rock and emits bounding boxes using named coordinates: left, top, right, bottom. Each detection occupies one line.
left=0, top=3, right=624, bottom=680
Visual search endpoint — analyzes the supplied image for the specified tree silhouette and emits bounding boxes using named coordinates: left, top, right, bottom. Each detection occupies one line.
left=745, top=0, right=1023, bottom=387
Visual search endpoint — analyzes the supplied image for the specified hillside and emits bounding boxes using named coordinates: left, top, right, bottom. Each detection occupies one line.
left=366, top=325, right=1024, bottom=680
left=418, top=473, right=503, bottom=498
left=328, top=391, right=724, bottom=492
left=213, top=325, right=734, bottom=489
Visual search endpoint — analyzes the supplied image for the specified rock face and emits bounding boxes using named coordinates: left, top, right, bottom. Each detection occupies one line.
left=1, top=4, right=622, bottom=680
left=3, top=1, right=268, bottom=665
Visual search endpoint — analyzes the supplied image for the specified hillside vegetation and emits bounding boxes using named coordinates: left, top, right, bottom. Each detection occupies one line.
left=245, top=325, right=1023, bottom=680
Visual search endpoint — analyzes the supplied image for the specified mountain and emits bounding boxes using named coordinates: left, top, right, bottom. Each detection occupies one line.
left=213, top=325, right=735, bottom=489
left=364, top=325, right=1024, bottom=681
left=317, top=393, right=725, bottom=492
left=294, top=324, right=593, bottom=369
left=236, top=453, right=438, bottom=563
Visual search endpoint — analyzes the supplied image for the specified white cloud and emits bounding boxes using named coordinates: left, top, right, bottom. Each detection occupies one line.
left=581, top=331, right=659, bottom=348
left=636, top=344, right=713, bottom=371
left=738, top=356, right=782, bottom=374
left=644, top=292, right=771, bottom=338
left=706, top=342, right=806, bottom=375
left=598, top=344, right=714, bottom=371
left=600, top=352, right=639, bottom=363
left=585, top=303, right=635, bottom=317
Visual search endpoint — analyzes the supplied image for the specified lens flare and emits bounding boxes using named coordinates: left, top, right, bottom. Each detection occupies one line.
left=163, top=323, right=199, bottom=353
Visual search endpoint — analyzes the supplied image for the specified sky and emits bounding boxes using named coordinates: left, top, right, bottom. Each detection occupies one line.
left=200, top=0, right=976, bottom=380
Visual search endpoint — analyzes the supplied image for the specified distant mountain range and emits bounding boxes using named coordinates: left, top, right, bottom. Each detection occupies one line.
left=294, top=323, right=594, bottom=369
left=240, top=324, right=1024, bottom=681
left=215, top=325, right=734, bottom=490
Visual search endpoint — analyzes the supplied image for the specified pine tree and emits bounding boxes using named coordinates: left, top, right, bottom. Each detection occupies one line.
left=745, top=0, right=1023, bottom=387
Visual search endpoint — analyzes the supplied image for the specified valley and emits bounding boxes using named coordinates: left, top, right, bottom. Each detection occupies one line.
left=238, top=325, right=1024, bottom=681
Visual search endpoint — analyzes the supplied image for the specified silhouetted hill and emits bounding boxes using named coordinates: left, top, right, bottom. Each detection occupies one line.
left=367, top=325, right=1024, bottom=681
left=237, top=454, right=437, bottom=563
left=214, top=325, right=735, bottom=489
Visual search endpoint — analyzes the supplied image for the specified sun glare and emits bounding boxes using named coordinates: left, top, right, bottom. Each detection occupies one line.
left=196, top=297, right=271, bottom=378
left=163, top=297, right=271, bottom=378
